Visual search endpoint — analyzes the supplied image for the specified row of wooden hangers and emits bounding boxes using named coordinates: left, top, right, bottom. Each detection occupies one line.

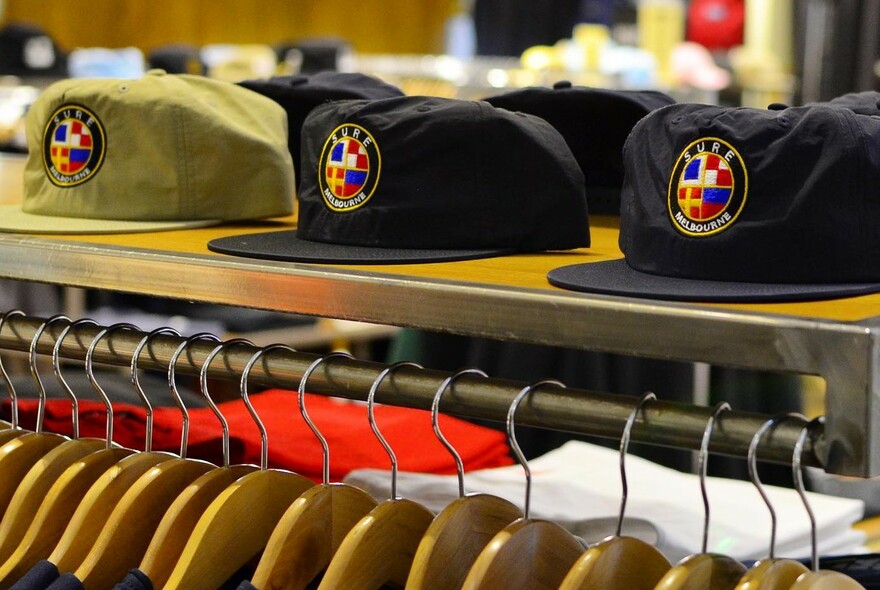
left=0, top=310, right=867, bottom=590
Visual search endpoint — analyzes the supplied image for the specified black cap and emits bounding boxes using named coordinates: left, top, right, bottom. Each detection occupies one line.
left=237, top=72, right=404, bottom=187
left=0, top=23, right=67, bottom=80
left=147, top=44, right=206, bottom=76
left=287, top=37, right=351, bottom=73
left=209, top=95, right=590, bottom=264
left=484, top=83, right=675, bottom=215
left=822, top=91, right=880, bottom=116
left=547, top=102, right=880, bottom=302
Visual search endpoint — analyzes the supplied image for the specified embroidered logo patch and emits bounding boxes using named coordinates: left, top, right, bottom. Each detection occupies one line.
left=667, top=137, right=747, bottom=237
left=42, top=104, right=106, bottom=187
left=318, top=124, right=380, bottom=212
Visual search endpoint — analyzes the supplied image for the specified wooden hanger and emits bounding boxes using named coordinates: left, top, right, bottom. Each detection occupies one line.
left=0, top=428, right=27, bottom=446
left=251, top=352, right=379, bottom=590
left=45, top=452, right=175, bottom=575
left=785, top=418, right=865, bottom=589
left=73, top=457, right=214, bottom=588
left=0, top=326, right=219, bottom=585
left=406, top=368, right=522, bottom=590
left=0, top=315, right=81, bottom=520
left=461, top=380, right=585, bottom=590
left=0, top=447, right=136, bottom=587
left=733, top=414, right=809, bottom=590
left=559, top=392, right=671, bottom=590
left=163, top=343, right=315, bottom=590
left=45, top=323, right=190, bottom=576
left=0, top=325, right=239, bottom=587
left=317, top=362, right=436, bottom=590
left=138, top=333, right=260, bottom=590
left=139, top=463, right=257, bottom=587
left=69, top=329, right=228, bottom=589
left=789, top=571, right=866, bottom=589
left=736, top=561, right=812, bottom=590
left=0, top=318, right=126, bottom=572
left=653, top=402, right=747, bottom=590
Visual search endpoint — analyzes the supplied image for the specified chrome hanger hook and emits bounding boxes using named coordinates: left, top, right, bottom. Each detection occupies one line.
left=29, top=314, right=71, bottom=434
left=241, top=343, right=296, bottom=471
left=432, top=367, right=488, bottom=498
left=131, top=327, right=181, bottom=453
left=794, top=416, right=822, bottom=572
left=0, top=310, right=26, bottom=429
left=616, top=391, right=656, bottom=537
left=53, top=318, right=100, bottom=440
left=367, top=361, right=423, bottom=501
left=85, top=322, right=139, bottom=448
left=508, top=378, right=567, bottom=519
left=169, top=332, right=221, bottom=461
left=200, top=337, right=252, bottom=467
left=748, top=412, right=807, bottom=560
left=299, top=351, right=353, bottom=485
left=698, top=401, right=731, bottom=553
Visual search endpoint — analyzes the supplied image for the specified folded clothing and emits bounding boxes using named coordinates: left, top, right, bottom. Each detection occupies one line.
left=1, top=388, right=512, bottom=482
left=345, top=440, right=866, bottom=563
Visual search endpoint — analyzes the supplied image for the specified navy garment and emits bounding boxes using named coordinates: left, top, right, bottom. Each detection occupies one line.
left=218, top=564, right=255, bottom=590
left=44, top=574, right=83, bottom=590
left=112, top=569, right=152, bottom=590
left=9, top=560, right=60, bottom=590
left=235, top=578, right=330, bottom=590
left=113, top=565, right=252, bottom=590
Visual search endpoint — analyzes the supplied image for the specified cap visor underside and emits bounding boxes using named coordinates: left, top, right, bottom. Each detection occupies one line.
left=547, top=259, right=880, bottom=303
left=0, top=205, right=222, bottom=234
left=207, top=229, right=514, bottom=264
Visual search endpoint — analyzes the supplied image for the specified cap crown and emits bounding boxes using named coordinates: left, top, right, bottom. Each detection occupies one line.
left=485, top=84, right=674, bottom=214
left=24, top=71, right=294, bottom=224
left=621, top=103, right=880, bottom=282
left=238, top=72, right=404, bottom=186
left=297, top=95, right=590, bottom=251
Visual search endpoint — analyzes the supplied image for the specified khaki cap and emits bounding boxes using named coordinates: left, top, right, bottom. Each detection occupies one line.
left=0, top=69, right=294, bottom=233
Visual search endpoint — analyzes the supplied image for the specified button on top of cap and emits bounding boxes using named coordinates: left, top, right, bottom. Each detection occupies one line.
left=766, top=102, right=789, bottom=111
left=146, top=68, right=167, bottom=76
left=553, top=80, right=573, bottom=89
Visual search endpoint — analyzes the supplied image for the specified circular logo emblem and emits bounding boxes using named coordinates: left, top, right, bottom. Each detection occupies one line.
left=318, top=124, right=380, bottom=212
left=667, top=137, right=748, bottom=237
left=42, top=104, right=106, bottom=187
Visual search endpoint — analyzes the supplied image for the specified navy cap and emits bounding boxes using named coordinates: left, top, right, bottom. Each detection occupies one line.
left=547, top=102, right=880, bottom=302
left=209, top=95, right=590, bottom=264
left=484, top=82, right=675, bottom=215
left=238, top=72, right=404, bottom=186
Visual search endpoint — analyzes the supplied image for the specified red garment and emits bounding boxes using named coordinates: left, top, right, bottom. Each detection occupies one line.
left=687, top=0, right=744, bottom=51
left=2, top=389, right=512, bottom=482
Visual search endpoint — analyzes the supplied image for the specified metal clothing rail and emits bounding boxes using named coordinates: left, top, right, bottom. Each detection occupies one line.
left=0, top=313, right=824, bottom=470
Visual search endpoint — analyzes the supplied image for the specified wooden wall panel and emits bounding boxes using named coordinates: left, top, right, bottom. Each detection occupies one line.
left=2, top=0, right=451, bottom=55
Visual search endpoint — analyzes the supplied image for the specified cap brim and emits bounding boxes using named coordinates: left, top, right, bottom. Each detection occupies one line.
left=0, top=205, right=223, bottom=234
left=207, top=230, right=514, bottom=264
left=547, top=259, right=880, bottom=303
